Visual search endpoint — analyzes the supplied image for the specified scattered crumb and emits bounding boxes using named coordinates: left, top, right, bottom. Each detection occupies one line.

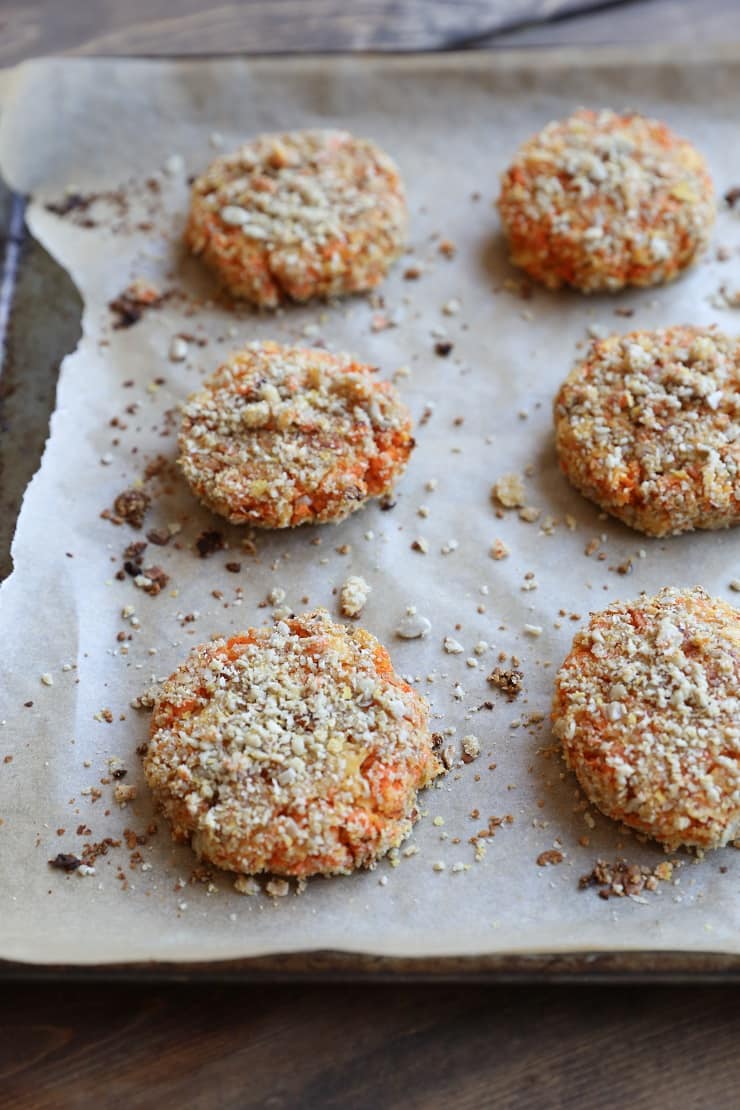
left=396, top=612, right=432, bottom=639
left=339, top=575, right=371, bottom=619
left=461, top=735, right=481, bottom=763
left=537, top=850, right=564, bottom=867
left=579, top=858, right=679, bottom=899
left=487, top=667, right=523, bottom=699
left=196, top=530, right=224, bottom=558
left=114, top=784, right=138, bottom=807
left=492, top=473, right=525, bottom=509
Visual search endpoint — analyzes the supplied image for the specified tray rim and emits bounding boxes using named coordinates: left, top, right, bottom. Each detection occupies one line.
left=4, top=948, right=740, bottom=983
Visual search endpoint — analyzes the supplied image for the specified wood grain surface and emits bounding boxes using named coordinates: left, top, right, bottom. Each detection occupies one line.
left=1, top=0, right=739, bottom=65
left=0, top=1, right=608, bottom=63
left=3, top=3, right=740, bottom=1109
left=2, top=980, right=740, bottom=1109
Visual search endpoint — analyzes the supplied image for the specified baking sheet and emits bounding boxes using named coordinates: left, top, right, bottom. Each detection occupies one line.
left=1, top=49, right=739, bottom=967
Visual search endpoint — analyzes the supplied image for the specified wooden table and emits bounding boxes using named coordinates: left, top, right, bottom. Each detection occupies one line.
left=3, top=4, right=740, bottom=1107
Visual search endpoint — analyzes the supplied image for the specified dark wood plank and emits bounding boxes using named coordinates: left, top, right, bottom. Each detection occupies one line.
left=0, top=1, right=639, bottom=65
left=1, top=0, right=735, bottom=66
left=491, top=0, right=740, bottom=45
left=2, top=981, right=740, bottom=1109
left=0, top=1, right=734, bottom=67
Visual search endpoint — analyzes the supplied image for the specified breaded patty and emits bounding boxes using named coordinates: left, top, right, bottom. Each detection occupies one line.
left=145, top=610, right=442, bottom=877
left=554, top=326, right=740, bottom=536
left=553, top=587, right=740, bottom=851
left=186, top=129, right=407, bottom=306
left=498, top=109, right=714, bottom=293
left=178, top=341, right=414, bottom=528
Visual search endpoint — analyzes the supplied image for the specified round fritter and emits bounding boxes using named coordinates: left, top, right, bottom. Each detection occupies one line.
left=497, top=109, right=714, bottom=293
left=185, top=128, right=407, bottom=306
left=554, top=326, right=740, bottom=536
left=553, top=587, right=740, bottom=851
left=145, top=610, right=442, bottom=877
left=178, top=341, right=414, bottom=528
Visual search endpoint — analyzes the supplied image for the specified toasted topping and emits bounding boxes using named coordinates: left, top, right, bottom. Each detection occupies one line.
left=179, top=342, right=414, bottom=528
left=553, top=587, right=740, bottom=850
left=145, top=610, right=442, bottom=877
left=186, top=129, right=407, bottom=306
left=555, top=326, right=740, bottom=536
left=498, top=109, right=714, bottom=292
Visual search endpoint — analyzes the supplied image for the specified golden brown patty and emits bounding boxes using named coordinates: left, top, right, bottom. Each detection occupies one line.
left=553, top=587, right=740, bottom=851
left=185, top=128, right=407, bottom=306
left=145, top=610, right=442, bottom=877
left=498, top=109, right=714, bottom=293
left=554, top=326, right=740, bottom=536
left=178, top=341, right=414, bottom=528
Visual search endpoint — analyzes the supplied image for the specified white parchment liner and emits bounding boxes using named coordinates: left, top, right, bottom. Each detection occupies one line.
left=1, top=49, right=739, bottom=965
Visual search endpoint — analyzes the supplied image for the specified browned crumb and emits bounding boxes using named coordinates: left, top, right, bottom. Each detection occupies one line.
left=102, top=488, right=151, bottom=528
left=537, top=850, right=564, bottom=866
left=461, top=735, right=481, bottom=763
left=146, top=527, right=171, bottom=546
left=579, top=857, right=678, bottom=899
left=135, top=566, right=170, bottom=596
left=122, top=541, right=147, bottom=579
left=189, top=864, right=214, bottom=885
left=48, top=853, right=81, bottom=872
left=46, top=192, right=97, bottom=219
left=80, top=837, right=122, bottom=867
left=115, top=489, right=151, bottom=528
left=109, top=279, right=163, bottom=329
left=487, top=667, right=523, bottom=699
left=196, top=530, right=225, bottom=558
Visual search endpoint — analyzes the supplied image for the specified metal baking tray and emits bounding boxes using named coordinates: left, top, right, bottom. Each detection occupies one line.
left=2, top=50, right=740, bottom=981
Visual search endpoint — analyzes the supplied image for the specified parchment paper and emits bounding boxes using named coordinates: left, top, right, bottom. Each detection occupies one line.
left=1, top=49, right=739, bottom=966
